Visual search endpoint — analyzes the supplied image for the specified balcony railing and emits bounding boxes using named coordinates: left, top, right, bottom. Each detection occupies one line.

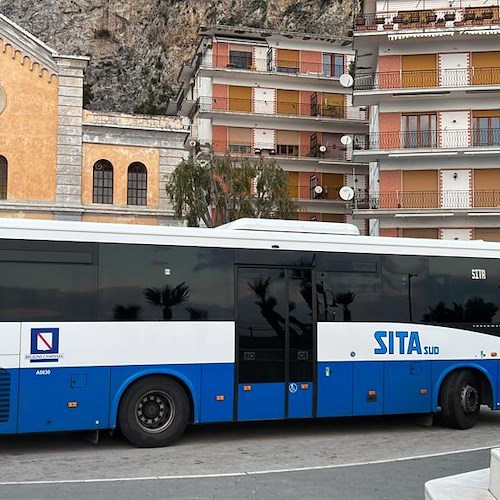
left=290, top=185, right=363, bottom=201
left=351, top=190, right=500, bottom=210
left=202, top=54, right=345, bottom=78
left=354, top=6, right=500, bottom=31
left=210, top=140, right=351, bottom=160
left=197, top=97, right=367, bottom=120
left=361, top=129, right=500, bottom=150
left=355, top=67, right=500, bottom=91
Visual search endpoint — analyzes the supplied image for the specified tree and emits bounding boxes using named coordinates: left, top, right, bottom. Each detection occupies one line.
left=166, top=151, right=297, bottom=227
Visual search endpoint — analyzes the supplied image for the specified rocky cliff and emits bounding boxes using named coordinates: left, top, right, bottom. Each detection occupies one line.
left=0, top=0, right=357, bottom=114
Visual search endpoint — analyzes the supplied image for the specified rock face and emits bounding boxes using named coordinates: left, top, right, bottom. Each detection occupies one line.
left=0, top=0, right=357, bottom=113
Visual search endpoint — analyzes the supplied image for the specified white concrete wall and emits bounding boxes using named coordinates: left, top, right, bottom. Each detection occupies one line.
left=253, top=88, right=275, bottom=114
left=439, top=53, right=469, bottom=87
left=441, top=169, right=471, bottom=208
left=441, top=228, right=472, bottom=240
left=440, top=111, right=470, bottom=148
left=253, top=128, right=275, bottom=149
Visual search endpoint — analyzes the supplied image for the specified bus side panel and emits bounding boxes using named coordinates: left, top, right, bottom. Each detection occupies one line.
left=0, top=366, right=19, bottom=434
left=431, top=359, right=498, bottom=411
left=0, top=324, right=21, bottom=434
left=353, top=362, right=384, bottom=415
left=237, top=383, right=285, bottom=421
left=109, top=364, right=202, bottom=427
left=384, top=361, right=431, bottom=414
left=18, top=367, right=111, bottom=433
left=200, top=363, right=234, bottom=423
left=316, top=361, right=353, bottom=417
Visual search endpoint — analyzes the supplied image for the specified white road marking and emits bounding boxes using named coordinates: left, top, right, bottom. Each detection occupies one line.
left=0, top=445, right=498, bottom=486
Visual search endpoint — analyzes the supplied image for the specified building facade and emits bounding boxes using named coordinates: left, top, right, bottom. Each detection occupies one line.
left=352, top=0, right=500, bottom=241
left=170, top=25, right=369, bottom=231
left=0, top=13, right=189, bottom=224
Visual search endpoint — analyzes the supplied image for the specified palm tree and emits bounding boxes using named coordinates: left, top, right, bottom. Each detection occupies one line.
left=143, top=282, right=190, bottom=320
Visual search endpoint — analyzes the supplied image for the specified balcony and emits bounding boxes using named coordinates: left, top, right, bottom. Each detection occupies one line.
left=355, top=67, right=500, bottom=91
left=202, top=55, right=345, bottom=79
left=210, top=141, right=351, bottom=161
left=359, top=129, right=500, bottom=151
left=197, top=97, right=367, bottom=121
left=290, top=184, right=364, bottom=202
left=354, top=6, right=499, bottom=32
left=350, top=190, right=500, bottom=211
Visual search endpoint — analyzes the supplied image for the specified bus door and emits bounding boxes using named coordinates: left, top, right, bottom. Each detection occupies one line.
left=235, top=266, right=315, bottom=421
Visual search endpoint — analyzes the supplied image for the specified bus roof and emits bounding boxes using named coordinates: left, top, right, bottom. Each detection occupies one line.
left=0, top=217, right=499, bottom=259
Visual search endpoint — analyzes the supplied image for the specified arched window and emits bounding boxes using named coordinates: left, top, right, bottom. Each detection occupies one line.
left=0, top=156, right=7, bottom=200
left=93, top=159, right=113, bottom=204
left=127, top=162, right=147, bottom=206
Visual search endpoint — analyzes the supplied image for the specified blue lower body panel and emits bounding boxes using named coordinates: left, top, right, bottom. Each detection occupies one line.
left=237, top=383, right=285, bottom=421
left=200, top=364, right=234, bottom=422
left=18, top=366, right=111, bottom=433
left=288, top=382, right=313, bottom=418
left=0, top=369, right=18, bottom=434
left=384, top=361, right=431, bottom=414
left=317, top=362, right=353, bottom=417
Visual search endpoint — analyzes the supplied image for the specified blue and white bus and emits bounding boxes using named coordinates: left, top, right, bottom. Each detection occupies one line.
left=1, top=217, right=500, bottom=447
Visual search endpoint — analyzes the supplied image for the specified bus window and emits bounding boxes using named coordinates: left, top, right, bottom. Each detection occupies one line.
left=317, top=270, right=381, bottom=322
left=0, top=240, right=98, bottom=322
left=381, top=255, right=429, bottom=324
left=99, top=244, right=234, bottom=321
left=427, top=257, right=500, bottom=331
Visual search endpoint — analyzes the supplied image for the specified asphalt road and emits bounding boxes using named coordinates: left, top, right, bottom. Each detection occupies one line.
left=0, top=409, right=499, bottom=499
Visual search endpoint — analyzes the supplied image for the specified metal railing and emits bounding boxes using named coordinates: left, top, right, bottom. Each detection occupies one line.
left=355, top=67, right=500, bottom=91
left=289, top=185, right=361, bottom=201
left=363, top=129, right=500, bottom=150
left=202, top=54, right=345, bottom=78
left=209, top=140, right=351, bottom=160
left=197, top=97, right=367, bottom=120
left=351, top=190, right=500, bottom=210
left=354, top=7, right=499, bottom=31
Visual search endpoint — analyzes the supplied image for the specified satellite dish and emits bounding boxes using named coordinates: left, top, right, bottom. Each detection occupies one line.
left=318, top=145, right=327, bottom=153
left=340, top=135, right=353, bottom=146
left=314, top=185, right=324, bottom=195
left=188, top=139, right=198, bottom=148
left=339, top=73, right=354, bottom=88
left=339, top=186, right=355, bottom=201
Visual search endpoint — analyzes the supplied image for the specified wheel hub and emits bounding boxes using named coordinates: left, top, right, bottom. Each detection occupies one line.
left=136, top=391, right=175, bottom=433
left=460, top=384, right=479, bottom=415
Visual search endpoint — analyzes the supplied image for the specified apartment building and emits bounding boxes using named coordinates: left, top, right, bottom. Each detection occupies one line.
left=0, top=13, right=188, bottom=224
left=170, top=25, right=369, bottom=230
left=352, top=0, right=500, bottom=241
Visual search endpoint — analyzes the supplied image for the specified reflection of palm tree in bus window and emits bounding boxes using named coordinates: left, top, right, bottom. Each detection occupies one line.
left=143, top=282, right=190, bottom=320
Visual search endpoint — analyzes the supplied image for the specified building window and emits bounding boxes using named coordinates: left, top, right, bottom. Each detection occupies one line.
left=473, top=116, right=500, bottom=146
left=276, top=144, right=299, bottom=156
left=310, top=175, right=319, bottom=199
left=229, top=50, right=252, bottom=69
left=402, top=114, right=437, bottom=148
left=323, top=53, right=344, bottom=77
left=0, top=155, right=7, bottom=199
left=93, top=159, right=113, bottom=204
left=127, top=162, right=147, bottom=206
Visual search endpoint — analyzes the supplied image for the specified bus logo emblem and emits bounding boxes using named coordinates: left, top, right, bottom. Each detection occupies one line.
left=289, top=383, right=298, bottom=394
left=28, top=328, right=62, bottom=363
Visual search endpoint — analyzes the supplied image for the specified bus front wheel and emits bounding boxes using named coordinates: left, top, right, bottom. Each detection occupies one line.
left=118, top=376, right=189, bottom=447
left=440, top=369, right=480, bottom=430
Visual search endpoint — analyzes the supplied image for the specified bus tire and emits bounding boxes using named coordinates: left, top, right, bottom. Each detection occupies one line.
left=118, top=376, right=189, bottom=447
left=440, top=370, right=480, bottom=430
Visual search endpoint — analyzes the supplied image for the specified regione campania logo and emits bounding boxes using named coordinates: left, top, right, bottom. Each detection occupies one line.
left=27, top=328, right=62, bottom=363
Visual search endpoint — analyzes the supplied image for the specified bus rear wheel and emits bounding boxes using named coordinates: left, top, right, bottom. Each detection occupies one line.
left=440, top=370, right=481, bottom=430
left=119, top=376, right=189, bottom=447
